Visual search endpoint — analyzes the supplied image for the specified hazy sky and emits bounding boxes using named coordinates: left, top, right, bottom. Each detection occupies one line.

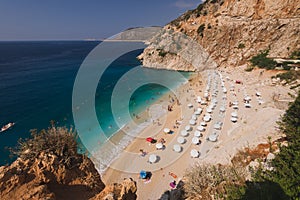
left=0, top=0, right=201, bottom=41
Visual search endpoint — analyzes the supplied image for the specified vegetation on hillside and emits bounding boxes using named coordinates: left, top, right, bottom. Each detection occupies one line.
left=184, top=164, right=246, bottom=199
left=250, top=50, right=277, bottom=70
left=12, top=125, right=78, bottom=167
left=228, top=92, right=300, bottom=199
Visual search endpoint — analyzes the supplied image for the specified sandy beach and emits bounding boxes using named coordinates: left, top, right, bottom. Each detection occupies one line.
left=100, top=66, right=295, bottom=200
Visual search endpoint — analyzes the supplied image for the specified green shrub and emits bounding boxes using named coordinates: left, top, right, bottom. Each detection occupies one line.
left=12, top=125, right=78, bottom=165
left=250, top=50, right=277, bottom=70
left=158, top=49, right=168, bottom=57
left=197, top=24, right=205, bottom=37
left=290, top=49, right=300, bottom=59
left=238, top=43, right=245, bottom=49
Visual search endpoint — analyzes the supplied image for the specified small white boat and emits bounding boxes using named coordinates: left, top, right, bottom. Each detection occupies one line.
left=0, top=122, right=15, bottom=132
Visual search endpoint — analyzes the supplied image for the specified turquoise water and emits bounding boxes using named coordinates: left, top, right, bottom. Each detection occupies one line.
left=0, top=41, right=189, bottom=166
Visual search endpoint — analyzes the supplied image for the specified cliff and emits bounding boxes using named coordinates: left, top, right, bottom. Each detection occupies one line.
left=0, top=126, right=137, bottom=200
left=138, top=0, right=300, bottom=71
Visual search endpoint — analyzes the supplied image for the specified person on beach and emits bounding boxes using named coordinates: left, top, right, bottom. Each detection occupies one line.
left=140, top=149, right=147, bottom=157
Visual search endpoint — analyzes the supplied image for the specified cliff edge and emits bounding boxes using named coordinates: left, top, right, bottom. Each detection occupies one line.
left=138, top=0, right=300, bottom=71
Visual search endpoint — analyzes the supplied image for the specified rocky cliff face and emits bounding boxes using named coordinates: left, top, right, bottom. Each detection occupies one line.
left=139, top=0, right=300, bottom=71
left=0, top=153, right=137, bottom=200
left=0, top=153, right=105, bottom=200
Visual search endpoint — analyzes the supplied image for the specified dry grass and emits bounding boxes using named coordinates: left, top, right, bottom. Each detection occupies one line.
left=183, top=163, right=246, bottom=199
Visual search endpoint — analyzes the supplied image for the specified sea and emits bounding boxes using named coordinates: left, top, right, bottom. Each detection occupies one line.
left=0, top=41, right=189, bottom=167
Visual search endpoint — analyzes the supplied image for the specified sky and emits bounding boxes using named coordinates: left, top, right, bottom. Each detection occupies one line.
left=0, top=0, right=201, bottom=41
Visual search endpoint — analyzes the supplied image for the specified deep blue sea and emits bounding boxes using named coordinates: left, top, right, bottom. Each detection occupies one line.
left=0, top=41, right=188, bottom=166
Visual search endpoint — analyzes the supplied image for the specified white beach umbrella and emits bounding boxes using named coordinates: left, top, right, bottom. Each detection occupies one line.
left=200, top=122, right=207, bottom=127
left=206, top=107, right=213, bottom=113
left=194, top=130, right=201, bottom=137
left=163, top=128, right=170, bottom=133
left=188, top=103, right=193, bottom=108
left=181, top=130, right=189, bottom=137
left=223, top=88, right=227, bottom=93
left=256, top=92, right=261, bottom=96
left=149, top=154, right=158, bottom=163
left=197, top=108, right=202, bottom=112
left=232, top=101, right=238, bottom=105
left=244, top=96, right=251, bottom=101
left=208, top=134, right=218, bottom=142
left=231, top=117, right=238, bottom=122
left=197, top=125, right=205, bottom=132
left=194, top=110, right=201, bottom=115
left=231, top=112, right=238, bottom=117
left=156, top=143, right=163, bottom=150
left=185, top=125, right=191, bottom=131
left=203, top=115, right=211, bottom=122
left=214, top=123, right=221, bottom=130
left=192, top=137, right=200, bottom=145
left=192, top=115, right=197, bottom=120
left=220, top=106, right=226, bottom=112
left=232, top=105, right=239, bottom=109
left=189, top=119, right=196, bottom=125
left=201, top=101, right=207, bottom=105
left=190, top=149, right=199, bottom=158
left=204, top=92, right=209, bottom=98
left=173, top=144, right=182, bottom=153
left=245, top=103, right=251, bottom=108
left=177, top=136, right=186, bottom=144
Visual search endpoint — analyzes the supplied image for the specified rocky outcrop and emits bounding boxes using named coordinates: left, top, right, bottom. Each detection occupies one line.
left=0, top=153, right=105, bottom=200
left=91, top=178, right=137, bottom=200
left=139, top=0, right=300, bottom=71
left=0, top=153, right=137, bottom=200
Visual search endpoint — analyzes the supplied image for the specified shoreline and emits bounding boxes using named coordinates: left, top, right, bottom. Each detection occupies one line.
left=91, top=73, right=192, bottom=174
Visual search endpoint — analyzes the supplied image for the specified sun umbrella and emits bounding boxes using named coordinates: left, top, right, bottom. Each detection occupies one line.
left=203, top=116, right=211, bottom=122
left=197, top=125, right=205, bottom=131
left=181, top=130, right=188, bottom=137
left=140, top=170, right=147, bottom=179
left=185, top=125, right=191, bottom=131
left=220, top=106, right=226, bottom=112
left=190, top=149, right=199, bottom=158
left=149, top=154, right=157, bottom=163
left=163, top=128, right=170, bottom=133
left=200, top=122, right=207, bottom=126
left=232, top=101, right=238, bottom=105
left=146, top=137, right=153, bottom=142
left=194, top=130, right=201, bottom=137
left=194, top=110, right=201, bottom=115
left=244, top=96, right=251, bottom=101
left=189, top=119, right=196, bottom=125
left=245, top=103, right=251, bottom=108
left=156, top=143, right=163, bottom=149
left=192, top=137, right=199, bottom=144
left=173, top=144, right=182, bottom=152
left=206, top=107, right=213, bottom=113
left=177, top=137, right=185, bottom=144
left=192, top=115, right=197, bottom=120
left=232, top=105, right=239, bottom=109
left=231, top=112, right=238, bottom=117
left=214, top=123, right=221, bottom=130
left=256, top=92, right=261, bottom=96
left=208, top=134, right=218, bottom=142
left=187, top=103, right=193, bottom=108
left=231, top=117, right=237, bottom=122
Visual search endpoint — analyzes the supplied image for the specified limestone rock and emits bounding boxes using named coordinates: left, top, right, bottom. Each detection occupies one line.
left=139, top=0, right=300, bottom=71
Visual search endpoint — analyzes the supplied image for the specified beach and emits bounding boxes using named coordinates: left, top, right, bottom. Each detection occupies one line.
left=100, top=65, right=295, bottom=200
